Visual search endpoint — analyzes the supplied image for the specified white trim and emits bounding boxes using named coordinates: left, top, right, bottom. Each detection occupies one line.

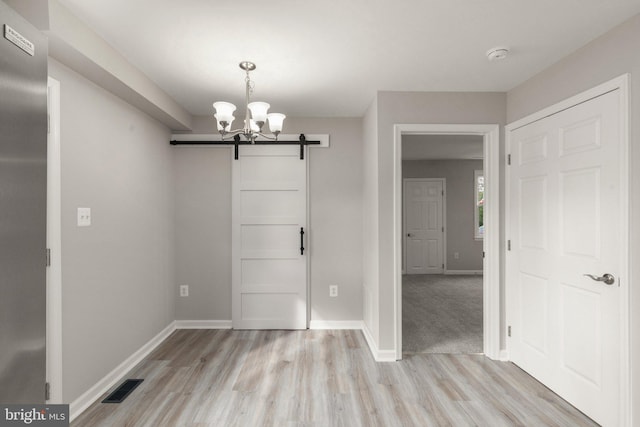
left=361, top=324, right=397, bottom=362
left=46, top=77, right=63, bottom=404
left=505, top=74, right=630, bottom=426
left=444, top=270, right=483, bottom=275
left=69, top=322, right=177, bottom=422
left=175, top=320, right=232, bottom=329
left=618, top=75, right=632, bottom=427
left=474, top=169, right=484, bottom=240
left=309, top=320, right=364, bottom=330
left=394, top=124, right=501, bottom=362
left=170, top=133, right=330, bottom=148
left=402, top=178, right=446, bottom=274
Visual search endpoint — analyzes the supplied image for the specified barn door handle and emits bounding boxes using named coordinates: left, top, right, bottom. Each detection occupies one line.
left=584, top=273, right=615, bottom=286
left=300, top=227, right=305, bottom=255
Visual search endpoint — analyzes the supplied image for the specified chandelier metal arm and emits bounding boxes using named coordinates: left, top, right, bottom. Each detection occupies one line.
left=216, top=128, right=280, bottom=142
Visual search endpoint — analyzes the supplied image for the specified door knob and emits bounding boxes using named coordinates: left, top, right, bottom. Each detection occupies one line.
left=584, top=273, right=615, bottom=286
left=407, top=233, right=412, bottom=237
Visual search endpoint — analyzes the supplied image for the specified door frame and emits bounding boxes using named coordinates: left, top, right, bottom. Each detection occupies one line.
left=402, top=178, right=446, bottom=274
left=505, top=74, right=630, bottom=425
left=46, top=77, right=63, bottom=403
left=393, top=124, right=501, bottom=360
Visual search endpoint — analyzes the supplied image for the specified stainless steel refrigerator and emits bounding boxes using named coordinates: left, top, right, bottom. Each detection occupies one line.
left=0, top=0, right=48, bottom=403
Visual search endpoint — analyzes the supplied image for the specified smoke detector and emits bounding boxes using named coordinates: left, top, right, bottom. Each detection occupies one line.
left=486, top=47, right=509, bottom=61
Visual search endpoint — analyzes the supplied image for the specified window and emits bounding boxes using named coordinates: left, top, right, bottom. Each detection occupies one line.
left=474, top=170, right=484, bottom=240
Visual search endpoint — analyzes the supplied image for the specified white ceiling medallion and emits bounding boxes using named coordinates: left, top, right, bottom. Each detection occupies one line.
left=486, top=47, right=509, bottom=61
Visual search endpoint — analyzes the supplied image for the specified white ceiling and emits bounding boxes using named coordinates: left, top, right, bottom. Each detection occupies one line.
left=57, top=0, right=640, bottom=118
left=402, top=135, right=483, bottom=160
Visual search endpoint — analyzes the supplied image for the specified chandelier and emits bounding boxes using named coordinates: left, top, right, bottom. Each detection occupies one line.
left=213, top=61, right=285, bottom=142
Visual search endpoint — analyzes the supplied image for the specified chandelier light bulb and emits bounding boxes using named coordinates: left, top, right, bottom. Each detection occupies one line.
left=248, top=102, right=270, bottom=124
left=213, top=101, right=236, bottom=125
left=267, top=113, right=286, bottom=134
left=214, top=114, right=234, bottom=132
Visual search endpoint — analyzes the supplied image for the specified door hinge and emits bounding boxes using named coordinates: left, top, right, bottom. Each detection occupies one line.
left=441, top=226, right=444, bottom=232
left=46, top=248, right=51, bottom=267
left=441, top=190, right=444, bottom=196
left=47, top=114, right=50, bottom=134
left=508, top=326, right=512, bottom=337
left=482, top=251, right=485, bottom=258
left=507, top=154, right=511, bottom=165
left=45, top=382, right=50, bottom=401
left=507, top=240, right=511, bottom=251
left=442, top=264, right=444, bottom=269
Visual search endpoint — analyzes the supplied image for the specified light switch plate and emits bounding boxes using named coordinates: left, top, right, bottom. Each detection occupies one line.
left=77, top=207, right=91, bottom=227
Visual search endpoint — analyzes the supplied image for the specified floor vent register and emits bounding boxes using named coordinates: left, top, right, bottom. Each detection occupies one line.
left=102, top=379, right=144, bottom=403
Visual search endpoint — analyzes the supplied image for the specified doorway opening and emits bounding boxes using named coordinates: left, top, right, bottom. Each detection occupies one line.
left=402, top=136, right=484, bottom=354
left=393, top=124, right=501, bottom=361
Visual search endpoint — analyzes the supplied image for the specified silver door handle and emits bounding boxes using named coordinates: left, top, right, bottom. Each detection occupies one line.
left=584, top=273, right=615, bottom=286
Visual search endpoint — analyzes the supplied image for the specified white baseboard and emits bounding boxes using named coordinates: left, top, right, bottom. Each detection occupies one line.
left=309, top=320, right=364, bottom=330
left=175, top=320, right=232, bottom=329
left=444, top=270, right=483, bottom=275
left=361, top=323, right=397, bottom=362
left=69, top=321, right=177, bottom=422
left=499, top=349, right=509, bottom=361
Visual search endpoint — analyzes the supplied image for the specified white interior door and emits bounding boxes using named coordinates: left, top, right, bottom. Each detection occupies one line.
left=403, top=179, right=444, bottom=274
left=232, top=145, right=307, bottom=329
left=508, top=90, right=622, bottom=426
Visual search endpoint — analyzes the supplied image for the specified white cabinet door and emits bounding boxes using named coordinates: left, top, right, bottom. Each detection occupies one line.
left=403, top=179, right=444, bottom=274
left=508, top=90, right=621, bottom=426
left=232, top=145, right=307, bottom=329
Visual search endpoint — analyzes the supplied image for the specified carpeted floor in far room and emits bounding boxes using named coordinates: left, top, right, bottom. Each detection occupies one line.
left=403, top=274, right=483, bottom=354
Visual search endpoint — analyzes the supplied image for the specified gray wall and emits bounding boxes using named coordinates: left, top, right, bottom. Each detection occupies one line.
left=368, top=91, right=507, bottom=351
left=506, top=12, right=640, bottom=422
left=174, top=116, right=364, bottom=323
left=403, top=159, right=483, bottom=271
left=174, top=148, right=231, bottom=320
left=49, top=59, right=175, bottom=403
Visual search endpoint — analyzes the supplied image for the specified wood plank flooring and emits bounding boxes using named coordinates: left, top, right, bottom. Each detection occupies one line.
left=72, top=329, right=598, bottom=427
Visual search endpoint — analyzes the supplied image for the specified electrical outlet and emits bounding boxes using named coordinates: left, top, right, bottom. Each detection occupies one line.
left=329, top=285, right=338, bottom=297
left=454, top=252, right=460, bottom=259
left=179, top=285, right=189, bottom=297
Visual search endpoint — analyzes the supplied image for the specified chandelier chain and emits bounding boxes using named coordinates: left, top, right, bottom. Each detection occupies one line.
left=245, top=72, right=254, bottom=97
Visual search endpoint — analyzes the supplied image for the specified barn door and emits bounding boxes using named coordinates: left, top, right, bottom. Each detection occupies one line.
left=232, top=145, right=307, bottom=329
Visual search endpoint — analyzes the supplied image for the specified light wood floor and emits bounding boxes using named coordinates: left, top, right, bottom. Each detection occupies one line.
left=72, top=329, right=598, bottom=427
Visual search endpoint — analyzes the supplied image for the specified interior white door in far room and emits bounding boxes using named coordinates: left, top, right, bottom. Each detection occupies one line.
left=403, top=179, right=444, bottom=274
left=232, top=145, right=307, bottom=329
left=508, top=89, right=623, bottom=426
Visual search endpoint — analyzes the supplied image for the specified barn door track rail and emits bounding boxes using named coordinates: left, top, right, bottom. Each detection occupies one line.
left=170, top=133, right=320, bottom=160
